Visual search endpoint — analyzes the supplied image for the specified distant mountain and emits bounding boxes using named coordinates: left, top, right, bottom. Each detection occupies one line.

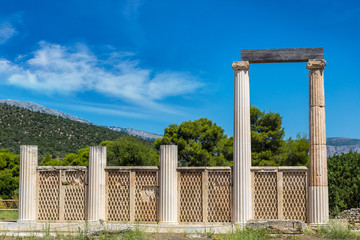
left=108, top=127, right=162, bottom=141
left=327, top=137, right=360, bottom=157
left=0, top=103, right=126, bottom=158
left=0, top=99, right=91, bottom=124
left=0, top=99, right=162, bottom=141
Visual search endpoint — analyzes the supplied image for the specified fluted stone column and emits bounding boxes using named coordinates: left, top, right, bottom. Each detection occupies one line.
left=159, top=145, right=178, bottom=224
left=232, top=61, right=252, bottom=225
left=307, top=59, right=329, bottom=225
left=18, top=145, right=38, bottom=223
left=88, top=146, right=107, bottom=222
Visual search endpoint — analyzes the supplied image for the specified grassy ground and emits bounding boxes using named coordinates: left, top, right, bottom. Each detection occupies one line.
left=0, top=220, right=359, bottom=239
left=0, top=210, right=18, bottom=221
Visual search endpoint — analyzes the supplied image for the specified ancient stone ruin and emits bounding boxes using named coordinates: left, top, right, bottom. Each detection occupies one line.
left=11, top=48, right=328, bottom=233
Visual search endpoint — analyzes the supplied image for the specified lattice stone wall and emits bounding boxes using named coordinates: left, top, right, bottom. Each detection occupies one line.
left=63, top=170, right=87, bottom=221
left=135, top=171, right=158, bottom=222
left=179, top=171, right=203, bottom=223
left=178, top=167, right=232, bottom=224
left=106, top=171, right=130, bottom=222
left=252, top=167, right=308, bottom=222
left=38, top=170, right=60, bottom=221
left=253, top=171, right=278, bottom=219
left=37, top=167, right=87, bottom=221
left=36, top=165, right=308, bottom=224
left=105, top=167, right=159, bottom=223
left=283, top=172, right=307, bottom=222
left=208, top=171, right=231, bottom=223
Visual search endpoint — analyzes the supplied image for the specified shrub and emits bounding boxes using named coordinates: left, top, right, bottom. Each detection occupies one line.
left=328, top=151, right=360, bottom=216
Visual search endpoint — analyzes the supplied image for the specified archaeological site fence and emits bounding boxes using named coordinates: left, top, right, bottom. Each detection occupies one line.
left=18, top=145, right=309, bottom=225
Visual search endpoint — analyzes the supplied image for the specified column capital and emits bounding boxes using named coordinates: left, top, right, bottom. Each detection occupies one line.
left=307, top=59, right=326, bottom=70
left=232, top=61, right=250, bottom=70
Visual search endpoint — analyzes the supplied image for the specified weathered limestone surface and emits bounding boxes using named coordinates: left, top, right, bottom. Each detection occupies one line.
left=159, top=145, right=178, bottom=224
left=232, top=61, right=250, bottom=70
left=18, top=145, right=38, bottom=223
left=309, top=145, right=328, bottom=186
left=232, top=61, right=252, bottom=224
left=88, top=146, right=107, bottom=221
left=309, top=186, right=329, bottom=224
left=247, top=219, right=305, bottom=234
left=309, top=107, right=326, bottom=145
left=307, top=59, right=329, bottom=225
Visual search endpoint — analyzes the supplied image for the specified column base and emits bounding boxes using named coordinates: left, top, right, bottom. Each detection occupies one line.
left=308, top=223, right=329, bottom=227
left=233, top=222, right=247, bottom=227
left=158, top=221, right=178, bottom=225
left=86, top=220, right=106, bottom=224
left=17, top=219, right=37, bottom=224
left=309, top=186, right=329, bottom=225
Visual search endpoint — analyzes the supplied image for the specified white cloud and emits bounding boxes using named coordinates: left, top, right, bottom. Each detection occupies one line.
left=0, top=41, right=203, bottom=113
left=0, top=22, right=16, bottom=44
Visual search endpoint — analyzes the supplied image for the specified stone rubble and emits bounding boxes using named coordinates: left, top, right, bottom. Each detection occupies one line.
left=336, top=208, right=360, bottom=227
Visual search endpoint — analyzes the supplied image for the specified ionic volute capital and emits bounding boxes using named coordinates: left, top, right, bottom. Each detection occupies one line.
left=307, top=59, right=327, bottom=70
left=232, top=61, right=250, bottom=70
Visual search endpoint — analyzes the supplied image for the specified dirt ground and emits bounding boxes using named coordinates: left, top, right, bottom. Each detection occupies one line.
left=144, top=232, right=329, bottom=240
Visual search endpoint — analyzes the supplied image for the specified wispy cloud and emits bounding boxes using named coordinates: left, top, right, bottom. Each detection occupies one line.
left=68, top=104, right=147, bottom=119
left=0, top=41, right=203, bottom=113
left=122, top=0, right=142, bottom=19
left=0, top=22, right=16, bottom=44
left=120, top=0, right=145, bottom=46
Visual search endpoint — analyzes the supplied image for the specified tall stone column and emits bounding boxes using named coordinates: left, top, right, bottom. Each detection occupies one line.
left=307, top=59, right=329, bottom=225
left=88, top=146, right=107, bottom=222
left=18, top=145, right=38, bottom=223
left=232, top=61, right=252, bottom=225
left=159, top=145, right=178, bottom=224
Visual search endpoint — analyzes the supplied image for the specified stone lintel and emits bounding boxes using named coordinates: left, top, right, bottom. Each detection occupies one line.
left=307, top=59, right=327, bottom=70
left=232, top=61, right=250, bottom=70
left=241, top=48, right=323, bottom=63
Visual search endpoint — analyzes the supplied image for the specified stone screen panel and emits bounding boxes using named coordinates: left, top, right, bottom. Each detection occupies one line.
left=207, top=171, right=231, bottom=223
left=38, top=170, right=60, bottom=221
left=107, top=171, right=130, bottom=222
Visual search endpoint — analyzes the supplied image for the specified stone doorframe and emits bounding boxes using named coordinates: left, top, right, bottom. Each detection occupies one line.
left=232, top=48, right=328, bottom=226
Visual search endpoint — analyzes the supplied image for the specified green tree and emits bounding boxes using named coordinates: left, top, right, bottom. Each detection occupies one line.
left=101, top=135, right=159, bottom=166
left=63, top=148, right=89, bottom=166
left=280, top=134, right=309, bottom=166
left=41, top=152, right=64, bottom=166
left=328, top=151, right=360, bottom=216
left=39, top=136, right=158, bottom=167
left=251, top=106, right=285, bottom=166
left=0, top=149, right=20, bottom=199
left=155, top=106, right=309, bottom=167
left=154, top=118, right=232, bottom=166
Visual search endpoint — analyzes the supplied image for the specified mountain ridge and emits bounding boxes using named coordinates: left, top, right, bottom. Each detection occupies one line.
left=0, top=99, right=162, bottom=141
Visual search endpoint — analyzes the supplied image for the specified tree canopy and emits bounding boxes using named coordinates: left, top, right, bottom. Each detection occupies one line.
left=156, top=106, right=309, bottom=167
left=41, top=135, right=159, bottom=167
left=100, top=135, right=159, bottom=166
left=328, top=151, right=360, bottom=216
left=155, top=118, right=232, bottom=166
left=0, top=149, right=19, bottom=199
left=250, top=106, right=309, bottom=166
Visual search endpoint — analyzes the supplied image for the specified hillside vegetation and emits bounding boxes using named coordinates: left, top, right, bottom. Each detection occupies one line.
left=0, top=103, right=126, bottom=159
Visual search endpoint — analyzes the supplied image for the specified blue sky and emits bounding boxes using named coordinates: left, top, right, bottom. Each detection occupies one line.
left=0, top=0, right=359, bottom=138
